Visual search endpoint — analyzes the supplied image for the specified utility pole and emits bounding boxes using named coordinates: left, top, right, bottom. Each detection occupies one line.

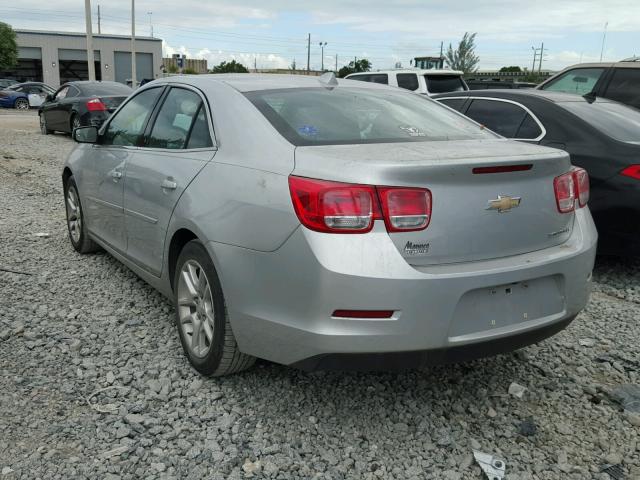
left=439, top=41, right=443, bottom=65
left=600, top=22, right=608, bottom=61
left=319, top=42, right=327, bottom=71
left=306, top=34, right=310, bottom=72
left=97, top=4, right=101, bottom=34
left=538, top=42, right=544, bottom=74
left=131, top=0, right=136, bottom=88
left=147, top=11, right=153, bottom=38
left=335, top=53, right=338, bottom=72
left=531, top=46, right=539, bottom=74
left=84, top=0, right=96, bottom=81
left=254, top=56, right=257, bottom=72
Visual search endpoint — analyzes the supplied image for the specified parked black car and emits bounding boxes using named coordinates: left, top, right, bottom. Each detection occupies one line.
left=536, top=58, right=640, bottom=110
left=434, top=89, right=640, bottom=255
left=39, top=81, right=133, bottom=135
left=466, top=79, right=537, bottom=90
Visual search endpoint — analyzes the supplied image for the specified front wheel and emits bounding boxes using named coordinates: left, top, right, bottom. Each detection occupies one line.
left=174, top=240, right=255, bottom=376
left=64, top=176, right=100, bottom=254
left=40, top=114, right=52, bottom=135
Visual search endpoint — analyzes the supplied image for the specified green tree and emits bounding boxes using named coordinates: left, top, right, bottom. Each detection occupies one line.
left=445, top=32, right=480, bottom=74
left=182, top=67, right=198, bottom=74
left=166, top=63, right=179, bottom=74
left=500, top=66, right=522, bottom=73
left=337, top=58, right=372, bottom=78
left=0, top=22, right=18, bottom=71
left=210, top=60, right=249, bottom=73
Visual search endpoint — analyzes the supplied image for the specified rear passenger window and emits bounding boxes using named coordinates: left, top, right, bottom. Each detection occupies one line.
left=438, top=98, right=467, bottom=112
left=186, top=105, right=213, bottom=149
left=516, top=114, right=543, bottom=139
left=604, top=68, right=640, bottom=109
left=369, top=74, right=388, bottom=85
left=465, top=99, right=527, bottom=138
left=147, top=88, right=203, bottom=149
left=397, top=73, right=419, bottom=91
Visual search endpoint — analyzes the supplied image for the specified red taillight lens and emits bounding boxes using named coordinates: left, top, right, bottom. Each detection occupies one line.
left=621, top=164, right=640, bottom=180
left=554, top=172, right=576, bottom=213
left=572, top=167, right=589, bottom=208
left=288, top=176, right=380, bottom=233
left=377, top=187, right=432, bottom=232
left=86, top=98, right=107, bottom=111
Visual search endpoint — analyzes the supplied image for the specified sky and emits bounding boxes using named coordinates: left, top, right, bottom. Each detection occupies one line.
left=1, top=1, right=639, bottom=72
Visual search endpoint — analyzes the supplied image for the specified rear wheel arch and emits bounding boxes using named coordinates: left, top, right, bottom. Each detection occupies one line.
left=168, top=228, right=198, bottom=291
left=62, top=167, right=73, bottom=187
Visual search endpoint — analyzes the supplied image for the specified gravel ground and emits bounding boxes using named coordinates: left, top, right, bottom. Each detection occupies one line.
left=1, top=109, right=639, bottom=480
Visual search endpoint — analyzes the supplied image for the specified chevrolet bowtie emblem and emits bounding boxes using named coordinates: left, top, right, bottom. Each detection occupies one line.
left=486, top=195, right=521, bottom=213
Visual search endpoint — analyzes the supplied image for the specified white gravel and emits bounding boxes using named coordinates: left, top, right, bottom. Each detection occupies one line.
left=1, top=110, right=639, bottom=479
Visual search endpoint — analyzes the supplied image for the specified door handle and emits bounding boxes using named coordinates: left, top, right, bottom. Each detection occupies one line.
left=161, top=179, right=177, bottom=190
left=110, top=170, right=123, bottom=180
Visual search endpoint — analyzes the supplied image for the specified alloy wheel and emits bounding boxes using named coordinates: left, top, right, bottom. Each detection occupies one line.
left=15, top=98, right=29, bottom=110
left=72, top=117, right=81, bottom=131
left=66, top=186, right=82, bottom=244
left=177, top=260, right=216, bottom=358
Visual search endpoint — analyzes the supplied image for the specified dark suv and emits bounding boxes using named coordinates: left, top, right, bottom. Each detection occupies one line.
left=537, top=57, right=640, bottom=109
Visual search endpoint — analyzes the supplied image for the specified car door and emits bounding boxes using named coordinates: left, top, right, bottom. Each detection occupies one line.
left=42, top=85, right=69, bottom=130
left=26, top=86, right=48, bottom=107
left=58, top=85, right=82, bottom=132
left=81, top=86, right=164, bottom=253
left=123, top=86, right=216, bottom=276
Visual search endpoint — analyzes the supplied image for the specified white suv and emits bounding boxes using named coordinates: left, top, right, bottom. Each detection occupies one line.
left=345, top=69, right=468, bottom=96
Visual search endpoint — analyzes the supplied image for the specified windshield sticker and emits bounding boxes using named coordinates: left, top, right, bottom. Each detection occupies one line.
left=297, top=125, right=318, bottom=137
left=399, top=125, right=426, bottom=137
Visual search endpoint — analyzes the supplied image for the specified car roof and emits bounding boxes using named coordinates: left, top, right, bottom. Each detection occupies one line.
left=155, top=73, right=398, bottom=93
left=434, top=89, right=619, bottom=105
left=65, top=80, right=128, bottom=87
left=347, top=69, right=465, bottom=76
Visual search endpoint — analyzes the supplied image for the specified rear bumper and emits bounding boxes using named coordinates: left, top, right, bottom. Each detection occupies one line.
left=208, top=208, right=597, bottom=370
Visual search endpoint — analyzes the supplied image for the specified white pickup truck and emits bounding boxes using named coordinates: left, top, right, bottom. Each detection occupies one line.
left=345, top=69, right=468, bottom=96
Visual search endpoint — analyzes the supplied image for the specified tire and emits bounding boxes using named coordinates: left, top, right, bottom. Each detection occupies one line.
left=14, top=97, right=29, bottom=110
left=174, top=240, right=255, bottom=376
left=70, top=114, right=81, bottom=134
left=64, top=176, right=100, bottom=254
left=39, top=114, right=52, bottom=135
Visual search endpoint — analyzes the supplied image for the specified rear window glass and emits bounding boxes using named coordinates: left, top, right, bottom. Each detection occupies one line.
left=245, top=87, right=496, bottom=146
left=437, top=98, right=467, bottom=111
left=541, top=68, right=605, bottom=95
left=347, top=74, right=388, bottom=85
left=425, top=75, right=466, bottom=93
left=397, top=73, right=419, bottom=91
left=80, top=83, right=133, bottom=96
left=562, top=101, right=640, bottom=143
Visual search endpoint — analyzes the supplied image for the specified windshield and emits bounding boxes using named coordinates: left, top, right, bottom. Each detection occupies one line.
left=562, top=101, right=640, bottom=143
left=245, top=87, right=495, bottom=146
left=425, top=75, right=467, bottom=94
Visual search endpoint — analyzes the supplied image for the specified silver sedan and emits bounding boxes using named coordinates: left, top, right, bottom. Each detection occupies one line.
left=64, top=74, right=597, bottom=375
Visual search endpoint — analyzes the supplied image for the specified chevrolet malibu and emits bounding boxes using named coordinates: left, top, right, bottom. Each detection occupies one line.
left=64, top=74, right=597, bottom=376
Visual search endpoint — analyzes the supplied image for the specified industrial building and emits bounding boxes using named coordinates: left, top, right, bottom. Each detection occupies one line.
left=0, top=29, right=163, bottom=88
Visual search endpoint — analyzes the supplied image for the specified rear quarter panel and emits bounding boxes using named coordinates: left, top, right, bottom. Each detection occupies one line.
left=167, top=81, right=299, bottom=253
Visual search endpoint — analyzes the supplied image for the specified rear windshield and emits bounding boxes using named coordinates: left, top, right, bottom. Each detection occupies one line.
left=425, top=75, right=466, bottom=94
left=79, top=83, right=133, bottom=96
left=562, top=101, right=640, bottom=144
left=245, top=87, right=495, bottom=146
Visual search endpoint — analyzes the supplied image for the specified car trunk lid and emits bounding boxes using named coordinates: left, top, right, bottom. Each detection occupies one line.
left=293, top=139, right=575, bottom=266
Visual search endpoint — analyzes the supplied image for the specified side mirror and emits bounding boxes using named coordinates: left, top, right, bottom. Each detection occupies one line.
left=74, top=126, right=98, bottom=144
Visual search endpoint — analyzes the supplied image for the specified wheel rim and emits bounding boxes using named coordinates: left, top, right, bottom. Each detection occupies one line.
left=16, top=99, right=28, bottom=110
left=72, top=117, right=80, bottom=130
left=66, top=186, right=82, bottom=244
left=177, top=260, right=215, bottom=358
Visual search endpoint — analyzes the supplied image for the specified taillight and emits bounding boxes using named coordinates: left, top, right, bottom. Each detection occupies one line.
left=377, top=187, right=432, bottom=232
left=86, top=98, right=107, bottom=111
left=553, top=172, right=576, bottom=213
left=288, top=176, right=380, bottom=233
left=621, top=165, right=640, bottom=180
left=572, top=167, right=589, bottom=207
left=288, top=176, right=432, bottom=234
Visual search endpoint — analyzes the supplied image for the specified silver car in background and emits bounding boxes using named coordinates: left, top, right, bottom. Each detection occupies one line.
left=64, top=74, right=597, bottom=376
